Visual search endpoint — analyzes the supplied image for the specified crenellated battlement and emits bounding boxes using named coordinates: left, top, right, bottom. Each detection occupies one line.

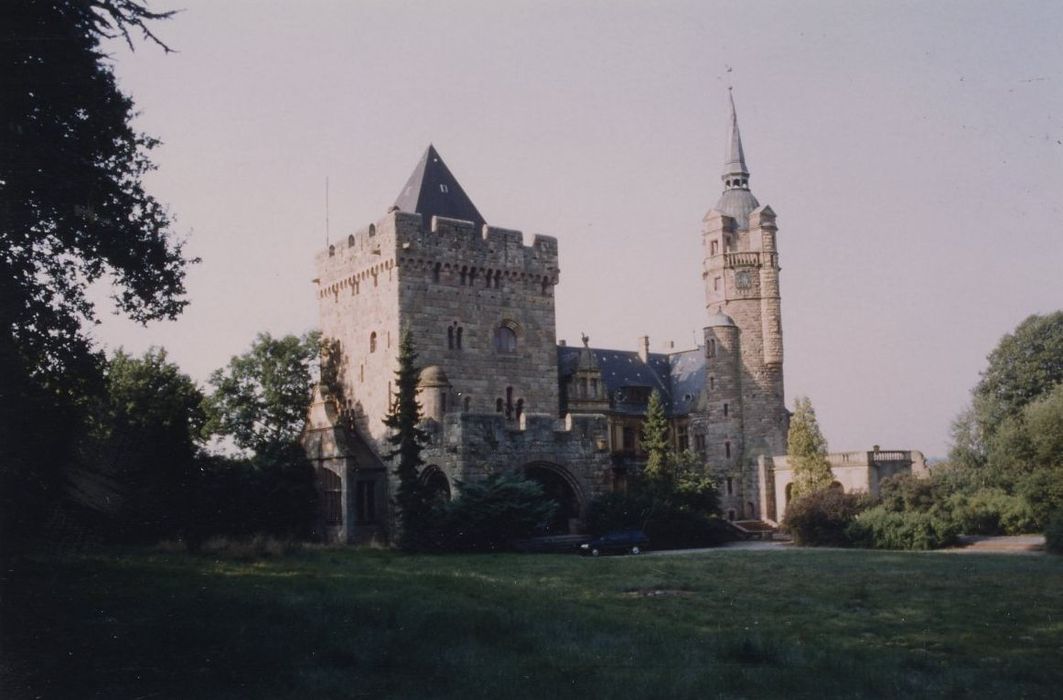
left=315, top=210, right=559, bottom=296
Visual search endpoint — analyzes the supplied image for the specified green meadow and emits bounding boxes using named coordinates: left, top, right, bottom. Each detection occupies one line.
left=3, top=547, right=1062, bottom=698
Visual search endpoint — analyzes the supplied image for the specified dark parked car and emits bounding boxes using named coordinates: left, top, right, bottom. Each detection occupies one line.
left=580, top=530, right=649, bottom=557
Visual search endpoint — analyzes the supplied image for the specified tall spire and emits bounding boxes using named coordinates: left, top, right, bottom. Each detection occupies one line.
left=712, top=89, right=759, bottom=229
left=721, top=88, right=750, bottom=187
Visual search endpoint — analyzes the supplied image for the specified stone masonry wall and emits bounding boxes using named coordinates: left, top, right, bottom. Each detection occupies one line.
left=395, top=214, right=560, bottom=421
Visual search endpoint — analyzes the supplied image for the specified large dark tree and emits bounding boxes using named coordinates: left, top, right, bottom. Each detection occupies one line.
left=1, top=1, right=191, bottom=552
left=201, top=332, right=321, bottom=540
left=383, top=329, right=430, bottom=548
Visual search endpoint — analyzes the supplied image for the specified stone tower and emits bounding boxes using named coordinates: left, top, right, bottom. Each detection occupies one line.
left=313, top=144, right=561, bottom=445
left=696, top=91, right=788, bottom=518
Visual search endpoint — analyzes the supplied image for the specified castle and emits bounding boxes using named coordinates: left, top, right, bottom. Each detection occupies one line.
left=302, top=94, right=925, bottom=544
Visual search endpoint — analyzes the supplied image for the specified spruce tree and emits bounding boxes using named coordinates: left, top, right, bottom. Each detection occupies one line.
left=641, top=390, right=672, bottom=482
left=788, top=396, right=833, bottom=499
left=383, top=329, right=430, bottom=548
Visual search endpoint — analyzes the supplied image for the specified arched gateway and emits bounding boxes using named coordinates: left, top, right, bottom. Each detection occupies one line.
left=523, top=462, right=584, bottom=534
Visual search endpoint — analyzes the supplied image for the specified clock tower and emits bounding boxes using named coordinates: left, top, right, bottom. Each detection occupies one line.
left=695, top=90, right=788, bottom=520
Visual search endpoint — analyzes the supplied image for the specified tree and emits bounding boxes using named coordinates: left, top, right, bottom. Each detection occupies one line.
left=788, top=396, right=833, bottom=499
left=202, top=332, right=320, bottom=540
left=204, top=332, right=320, bottom=456
left=1, top=0, right=190, bottom=384
left=92, top=348, right=205, bottom=541
left=972, top=312, right=1063, bottom=439
left=1, top=1, right=190, bottom=553
left=383, top=329, right=430, bottom=548
left=641, top=390, right=671, bottom=481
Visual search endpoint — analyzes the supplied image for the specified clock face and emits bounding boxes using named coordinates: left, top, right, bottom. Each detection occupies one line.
left=735, top=270, right=753, bottom=290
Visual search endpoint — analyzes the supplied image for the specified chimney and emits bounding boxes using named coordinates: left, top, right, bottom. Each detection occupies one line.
left=638, top=335, right=650, bottom=363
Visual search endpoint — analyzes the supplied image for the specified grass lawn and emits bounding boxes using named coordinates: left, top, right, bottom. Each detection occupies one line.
left=3, top=546, right=1062, bottom=699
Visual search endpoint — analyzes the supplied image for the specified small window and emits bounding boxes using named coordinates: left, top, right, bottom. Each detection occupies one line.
left=456, top=327, right=463, bottom=350
left=541, top=277, right=550, bottom=295
left=321, top=469, right=342, bottom=525
left=463, top=396, right=471, bottom=412
left=727, top=509, right=736, bottom=521
left=369, top=332, right=377, bottom=353
left=726, top=477, right=734, bottom=496
left=368, top=224, right=376, bottom=237
left=433, top=263, right=441, bottom=283
left=590, top=378, right=599, bottom=398
left=694, top=434, right=706, bottom=453
left=495, top=325, right=517, bottom=353
left=496, top=398, right=504, bottom=413
left=622, top=427, right=636, bottom=452
left=515, top=398, right=524, bottom=421
left=347, top=234, right=355, bottom=246
left=447, top=326, right=454, bottom=349
left=725, top=441, right=731, bottom=459
left=707, top=340, right=716, bottom=358
left=713, top=276, right=721, bottom=291
left=723, top=402, right=729, bottom=417
left=709, top=375, right=715, bottom=390
left=710, top=240, right=719, bottom=256
left=440, top=184, right=449, bottom=193
left=328, top=245, right=335, bottom=257
left=355, top=480, right=377, bottom=524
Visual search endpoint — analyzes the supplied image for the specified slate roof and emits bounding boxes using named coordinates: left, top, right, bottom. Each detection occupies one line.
left=558, top=345, right=706, bottom=417
left=394, top=144, right=486, bottom=229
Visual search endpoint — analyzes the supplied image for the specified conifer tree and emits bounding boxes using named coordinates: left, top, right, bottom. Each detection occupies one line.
left=641, top=390, right=672, bottom=482
left=383, top=329, right=430, bottom=548
left=788, top=396, right=833, bottom=499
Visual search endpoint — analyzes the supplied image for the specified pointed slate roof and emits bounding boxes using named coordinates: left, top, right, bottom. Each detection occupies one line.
left=713, top=90, right=759, bottom=229
left=394, top=145, right=486, bottom=229
left=722, top=89, right=749, bottom=179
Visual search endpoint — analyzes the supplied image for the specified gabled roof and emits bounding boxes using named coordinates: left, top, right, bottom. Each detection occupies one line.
left=394, top=145, right=486, bottom=229
left=558, top=345, right=706, bottom=417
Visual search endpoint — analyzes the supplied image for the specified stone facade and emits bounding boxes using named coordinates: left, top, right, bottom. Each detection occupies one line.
left=303, top=98, right=925, bottom=543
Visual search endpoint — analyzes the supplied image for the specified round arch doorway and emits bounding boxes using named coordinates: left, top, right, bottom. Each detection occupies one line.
left=523, top=462, right=583, bottom=534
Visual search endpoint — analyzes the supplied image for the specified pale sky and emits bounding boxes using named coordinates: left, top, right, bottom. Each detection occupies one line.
left=93, top=0, right=1063, bottom=457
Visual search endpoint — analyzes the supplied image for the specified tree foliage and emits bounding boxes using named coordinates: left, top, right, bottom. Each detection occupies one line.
left=787, top=396, right=833, bottom=499
left=90, top=348, right=205, bottom=541
left=204, top=332, right=320, bottom=456
left=1, top=1, right=189, bottom=553
left=972, top=312, right=1063, bottom=437
left=1, top=0, right=191, bottom=383
left=383, top=329, right=430, bottom=548
left=427, top=474, right=557, bottom=552
left=640, top=390, right=671, bottom=481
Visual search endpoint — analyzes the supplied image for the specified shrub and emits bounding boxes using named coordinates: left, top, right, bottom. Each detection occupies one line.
left=587, top=480, right=731, bottom=550
left=644, top=510, right=733, bottom=550
left=782, top=489, right=868, bottom=546
left=198, top=535, right=303, bottom=560
left=1017, top=466, right=1063, bottom=529
left=846, top=506, right=959, bottom=550
left=1045, top=511, right=1063, bottom=555
left=947, top=488, right=1038, bottom=535
left=428, top=473, right=557, bottom=552
left=587, top=491, right=654, bottom=535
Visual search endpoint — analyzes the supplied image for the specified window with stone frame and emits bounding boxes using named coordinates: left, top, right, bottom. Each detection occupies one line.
left=495, top=323, right=518, bottom=353
left=355, top=480, right=377, bottom=524
left=321, top=468, right=342, bottom=525
left=677, top=424, right=689, bottom=451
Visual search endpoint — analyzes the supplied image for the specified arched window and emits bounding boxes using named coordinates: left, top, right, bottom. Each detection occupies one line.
left=368, top=223, right=376, bottom=237
left=328, top=245, right=335, bottom=257
left=495, top=325, right=517, bottom=354
left=494, top=271, right=502, bottom=289
left=369, top=332, right=377, bottom=353
left=347, top=234, right=355, bottom=246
